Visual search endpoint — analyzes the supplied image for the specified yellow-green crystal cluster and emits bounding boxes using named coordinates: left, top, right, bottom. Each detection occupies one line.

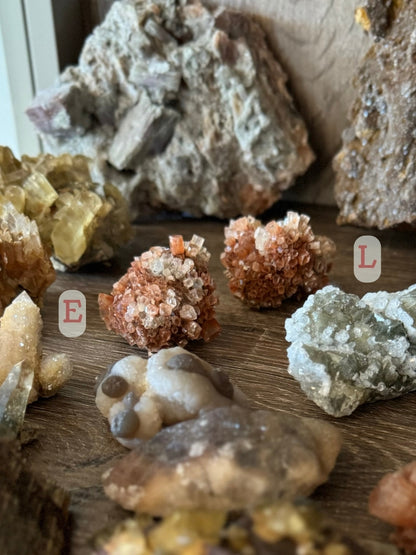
left=0, top=146, right=132, bottom=269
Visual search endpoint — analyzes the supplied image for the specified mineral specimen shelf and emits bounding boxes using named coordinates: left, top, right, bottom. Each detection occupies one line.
left=21, top=202, right=416, bottom=554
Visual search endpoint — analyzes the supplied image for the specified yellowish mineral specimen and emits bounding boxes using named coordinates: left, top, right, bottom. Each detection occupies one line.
left=93, top=502, right=360, bottom=554
left=0, top=202, right=55, bottom=314
left=0, top=291, right=73, bottom=403
left=0, top=146, right=132, bottom=270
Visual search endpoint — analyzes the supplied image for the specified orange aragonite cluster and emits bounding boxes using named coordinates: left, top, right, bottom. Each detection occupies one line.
left=98, top=235, right=220, bottom=352
left=369, top=460, right=416, bottom=554
left=221, top=212, right=336, bottom=308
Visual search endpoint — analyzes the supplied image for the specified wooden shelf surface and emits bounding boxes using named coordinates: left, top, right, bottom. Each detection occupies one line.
left=20, top=203, right=416, bottom=553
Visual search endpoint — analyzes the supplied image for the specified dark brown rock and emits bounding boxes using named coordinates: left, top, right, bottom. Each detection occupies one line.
left=335, top=0, right=416, bottom=229
left=0, top=440, right=70, bottom=555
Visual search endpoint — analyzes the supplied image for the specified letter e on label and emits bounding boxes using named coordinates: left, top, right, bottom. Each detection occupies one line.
left=59, top=290, right=86, bottom=337
left=354, top=236, right=381, bottom=283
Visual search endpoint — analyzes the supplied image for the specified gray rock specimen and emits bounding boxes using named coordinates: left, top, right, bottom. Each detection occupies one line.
left=285, top=284, right=416, bottom=417
left=0, top=362, right=33, bottom=440
left=27, top=0, right=314, bottom=219
left=103, top=405, right=341, bottom=515
left=334, top=0, right=416, bottom=229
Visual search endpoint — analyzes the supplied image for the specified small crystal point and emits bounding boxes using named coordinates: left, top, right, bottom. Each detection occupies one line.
left=0, top=361, right=34, bottom=440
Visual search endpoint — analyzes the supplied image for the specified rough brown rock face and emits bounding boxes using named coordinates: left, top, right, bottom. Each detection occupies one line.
left=27, top=0, right=314, bottom=219
left=334, top=0, right=416, bottom=229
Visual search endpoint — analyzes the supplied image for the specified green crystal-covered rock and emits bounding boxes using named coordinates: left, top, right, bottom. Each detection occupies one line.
left=285, top=285, right=416, bottom=417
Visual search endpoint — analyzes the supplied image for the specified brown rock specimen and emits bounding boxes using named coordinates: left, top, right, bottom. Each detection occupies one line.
left=0, top=201, right=55, bottom=314
left=369, top=460, right=416, bottom=554
left=334, top=0, right=416, bottom=229
left=221, top=212, right=336, bottom=308
left=96, top=347, right=246, bottom=447
left=0, top=440, right=70, bottom=555
left=93, top=501, right=363, bottom=555
left=103, top=405, right=341, bottom=515
left=0, top=146, right=132, bottom=269
left=99, top=235, right=220, bottom=352
left=0, top=291, right=73, bottom=403
left=26, top=0, right=314, bottom=219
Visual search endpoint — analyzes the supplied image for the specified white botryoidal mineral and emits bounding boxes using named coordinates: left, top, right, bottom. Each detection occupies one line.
left=285, top=284, right=416, bottom=417
left=95, top=347, right=246, bottom=448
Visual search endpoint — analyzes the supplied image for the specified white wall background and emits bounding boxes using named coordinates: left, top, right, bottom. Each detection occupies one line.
left=0, top=0, right=59, bottom=157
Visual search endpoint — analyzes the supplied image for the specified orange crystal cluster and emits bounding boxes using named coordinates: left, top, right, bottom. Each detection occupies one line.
left=98, top=235, right=220, bottom=352
left=369, top=460, right=416, bottom=554
left=221, top=212, right=336, bottom=308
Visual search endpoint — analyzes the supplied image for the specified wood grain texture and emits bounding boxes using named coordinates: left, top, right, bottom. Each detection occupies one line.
left=21, top=203, right=416, bottom=554
left=0, top=440, right=70, bottom=555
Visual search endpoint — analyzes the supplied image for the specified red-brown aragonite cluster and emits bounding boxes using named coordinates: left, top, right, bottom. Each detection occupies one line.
left=98, top=235, right=220, bottom=352
left=221, top=212, right=336, bottom=308
left=369, top=460, right=416, bottom=554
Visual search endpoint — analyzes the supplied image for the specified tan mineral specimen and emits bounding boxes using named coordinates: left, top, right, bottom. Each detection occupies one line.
left=0, top=291, right=73, bottom=403
left=0, top=202, right=55, bottom=314
left=93, top=501, right=364, bottom=555
left=103, top=405, right=341, bottom=515
left=0, top=146, right=132, bottom=270
left=96, top=347, right=247, bottom=447
left=221, top=212, right=336, bottom=308
left=370, top=460, right=416, bottom=554
left=334, top=0, right=416, bottom=229
left=98, top=235, right=220, bottom=352
left=26, top=0, right=314, bottom=219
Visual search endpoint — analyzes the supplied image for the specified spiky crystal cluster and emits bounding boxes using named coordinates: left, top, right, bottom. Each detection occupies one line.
left=99, top=235, right=220, bottom=352
left=221, top=212, right=336, bottom=308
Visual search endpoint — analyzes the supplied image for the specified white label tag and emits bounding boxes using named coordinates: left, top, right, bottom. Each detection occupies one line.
left=354, top=236, right=381, bottom=283
left=58, top=290, right=86, bottom=337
